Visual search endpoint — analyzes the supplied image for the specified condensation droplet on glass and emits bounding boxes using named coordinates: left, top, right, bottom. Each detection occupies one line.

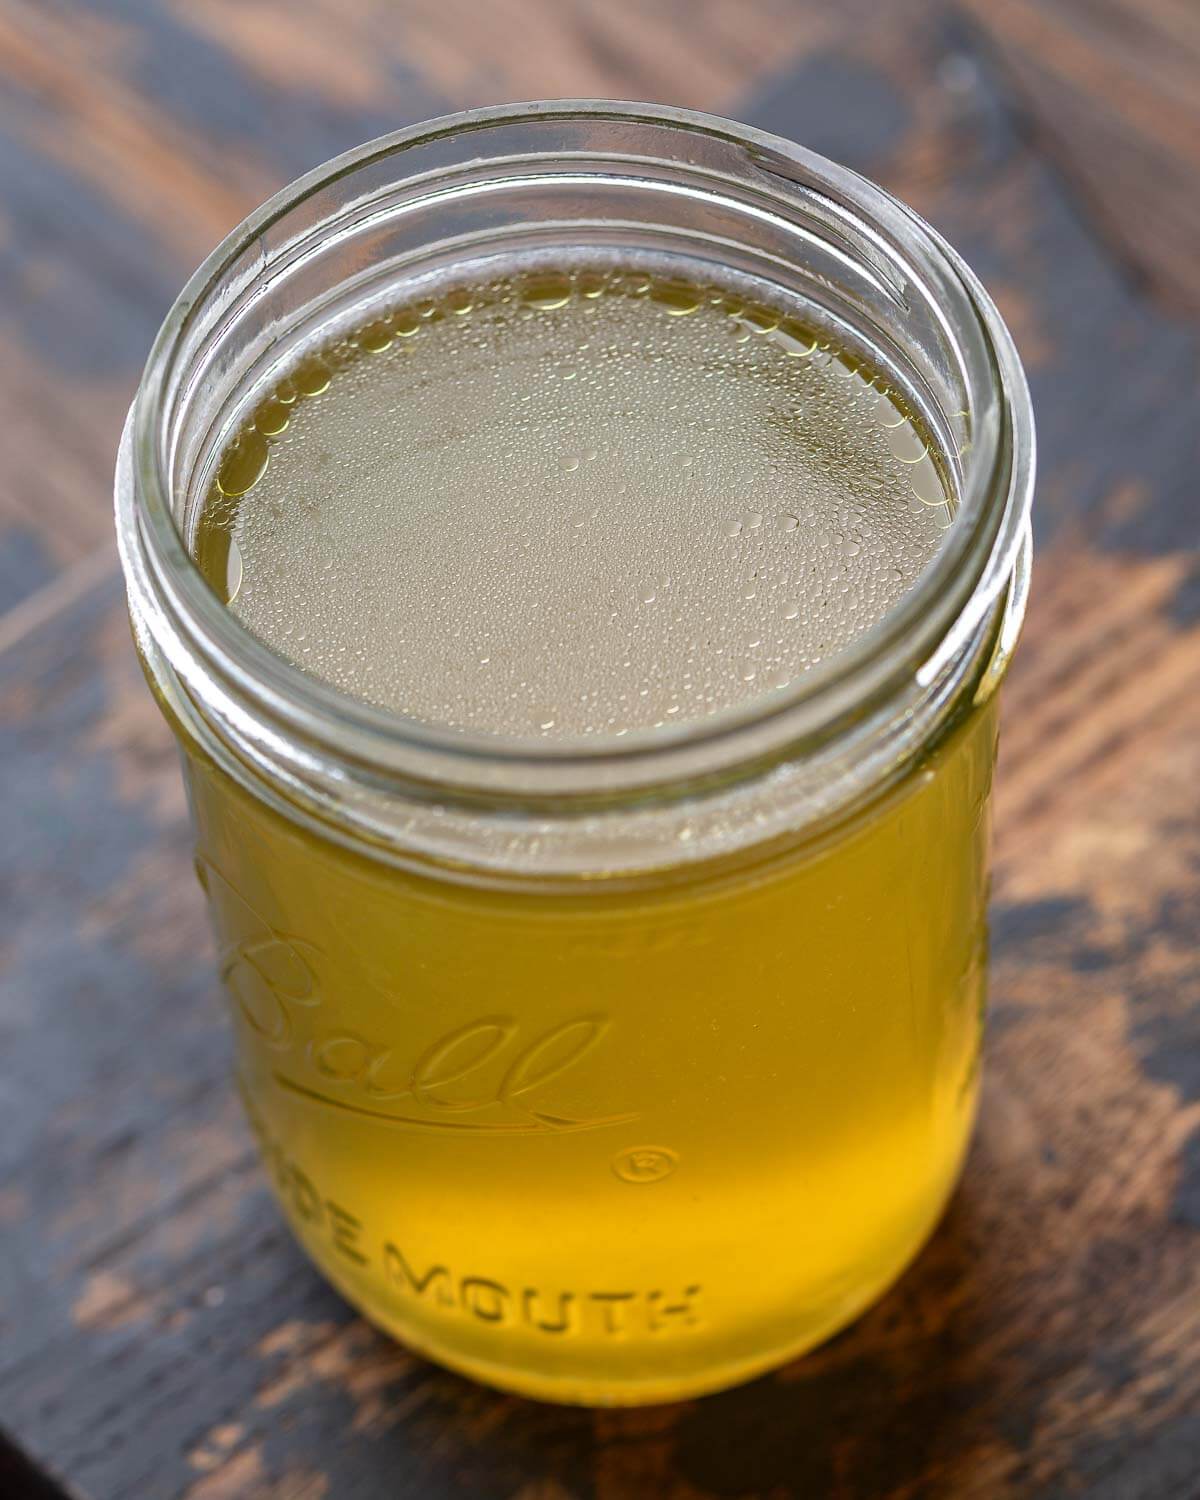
left=254, top=398, right=290, bottom=437
left=288, top=357, right=331, bottom=399
left=222, top=536, right=244, bottom=605
left=887, top=421, right=929, bottom=465
left=650, top=280, right=703, bottom=316
left=216, top=429, right=269, bottom=496
left=773, top=319, right=818, bottom=357
left=909, top=454, right=947, bottom=507
left=356, top=320, right=394, bottom=353
left=521, top=275, right=573, bottom=310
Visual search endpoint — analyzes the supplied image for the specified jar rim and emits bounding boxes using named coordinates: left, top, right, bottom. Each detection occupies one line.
left=120, top=99, right=1034, bottom=806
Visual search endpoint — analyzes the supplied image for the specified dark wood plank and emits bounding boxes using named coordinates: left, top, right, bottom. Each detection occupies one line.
left=1, top=2, right=1198, bottom=1498
left=382, top=0, right=866, bottom=109
left=960, top=0, right=1200, bottom=315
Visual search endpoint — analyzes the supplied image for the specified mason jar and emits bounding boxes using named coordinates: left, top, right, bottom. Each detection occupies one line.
left=115, top=101, right=1034, bottom=1406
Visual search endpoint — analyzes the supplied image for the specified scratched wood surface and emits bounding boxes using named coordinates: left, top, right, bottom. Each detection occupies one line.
left=0, top=2, right=1197, bottom=1497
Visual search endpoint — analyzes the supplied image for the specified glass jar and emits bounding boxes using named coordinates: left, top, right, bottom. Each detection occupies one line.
left=115, top=102, right=1034, bottom=1406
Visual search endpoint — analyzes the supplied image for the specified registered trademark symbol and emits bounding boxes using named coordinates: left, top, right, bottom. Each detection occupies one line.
left=612, top=1145, right=679, bottom=1184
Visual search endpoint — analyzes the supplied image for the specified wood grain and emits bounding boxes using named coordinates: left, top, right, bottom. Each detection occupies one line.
left=961, top=0, right=1200, bottom=315
left=0, top=2, right=1197, bottom=1497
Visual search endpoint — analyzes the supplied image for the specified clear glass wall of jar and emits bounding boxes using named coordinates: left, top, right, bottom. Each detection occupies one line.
left=115, top=102, right=1034, bottom=1405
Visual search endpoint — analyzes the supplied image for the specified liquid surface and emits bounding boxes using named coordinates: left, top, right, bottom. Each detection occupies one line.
left=196, top=268, right=951, bottom=738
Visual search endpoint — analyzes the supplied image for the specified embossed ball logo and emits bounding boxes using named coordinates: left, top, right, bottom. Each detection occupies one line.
left=197, top=854, right=639, bottom=1137
left=612, top=1146, right=679, bottom=1184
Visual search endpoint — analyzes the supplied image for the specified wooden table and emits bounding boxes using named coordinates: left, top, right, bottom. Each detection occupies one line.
left=1, top=2, right=1197, bottom=1496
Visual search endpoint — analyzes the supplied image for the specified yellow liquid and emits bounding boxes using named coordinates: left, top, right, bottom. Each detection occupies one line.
left=183, top=267, right=993, bottom=1404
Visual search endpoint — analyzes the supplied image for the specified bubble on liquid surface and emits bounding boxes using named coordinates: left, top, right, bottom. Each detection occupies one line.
left=196, top=267, right=952, bottom=738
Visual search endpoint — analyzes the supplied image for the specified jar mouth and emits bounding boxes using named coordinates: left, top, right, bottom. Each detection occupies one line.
left=120, top=100, right=1034, bottom=805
